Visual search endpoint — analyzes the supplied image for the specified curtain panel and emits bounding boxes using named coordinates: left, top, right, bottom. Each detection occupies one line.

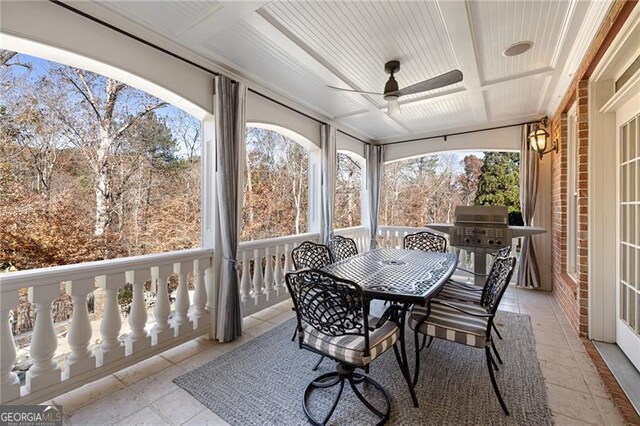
left=518, top=123, right=541, bottom=288
left=366, top=144, right=385, bottom=249
left=321, top=125, right=337, bottom=246
left=214, top=75, right=246, bottom=342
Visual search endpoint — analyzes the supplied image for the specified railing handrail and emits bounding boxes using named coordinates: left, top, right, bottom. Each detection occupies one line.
left=0, top=247, right=213, bottom=291
left=238, top=232, right=319, bottom=251
left=378, top=225, right=427, bottom=233
left=333, top=225, right=368, bottom=233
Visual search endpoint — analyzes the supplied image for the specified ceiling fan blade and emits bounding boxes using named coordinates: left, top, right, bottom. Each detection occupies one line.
left=326, top=85, right=384, bottom=96
left=393, top=69, right=463, bottom=97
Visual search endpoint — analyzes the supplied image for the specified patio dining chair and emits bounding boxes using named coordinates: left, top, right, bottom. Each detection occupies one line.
left=441, top=245, right=512, bottom=341
left=409, top=255, right=517, bottom=415
left=286, top=268, right=399, bottom=426
left=403, top=231, right=447, bottom=253
left=329, top=235, right=359, bottom=262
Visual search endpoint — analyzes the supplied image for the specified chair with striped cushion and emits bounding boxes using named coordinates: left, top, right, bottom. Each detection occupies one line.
left=403, top=231, right=447, bottom=253
left=329, top=235, right=359, bottom=262
left=291, top=241, right=334, bottom=270
left=409, top=256, right=517, bottom=415
left=286, top=268, right=399, bottom=425
left=439, top=245, right=512, bottom=340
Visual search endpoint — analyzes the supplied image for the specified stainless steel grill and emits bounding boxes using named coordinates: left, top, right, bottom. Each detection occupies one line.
left=450, top=206, right=512, bottom=251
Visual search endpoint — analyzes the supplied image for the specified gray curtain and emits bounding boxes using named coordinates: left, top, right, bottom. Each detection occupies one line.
left=518, top=123, right=541, bottom=288
left=321, top=125, right=336, bottom=246
left=214, top=75, right=246, bottom=342
left=366, top=144, right=385, bottom=249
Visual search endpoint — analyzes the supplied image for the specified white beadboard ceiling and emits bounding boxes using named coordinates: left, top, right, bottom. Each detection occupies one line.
left=87, top=0, right=612, bottom=142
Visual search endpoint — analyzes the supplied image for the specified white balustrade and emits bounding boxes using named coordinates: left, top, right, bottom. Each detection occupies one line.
left=0, top=248, right=212, bottom=405
left=64, top=278, right=95, bottom=378
left=333, top=226, right=370, bottom=253
left=238, top=232, right=319, bottom=315
left=1, top=289, right=20, bottom=403
left=172, top=261, right=194, bottom=336
left=26, top=283, right=61, bottom=393
left=96, top=273, right=125, bottom=366
left=151, top=264, right=173, bottom=344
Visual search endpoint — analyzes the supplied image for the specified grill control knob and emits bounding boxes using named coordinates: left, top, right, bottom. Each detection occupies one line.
left=496, top=240, right=502, bottom=245
left=488, top=240, right=494, bottom=245
left=464, top=237, right=471, bottom=244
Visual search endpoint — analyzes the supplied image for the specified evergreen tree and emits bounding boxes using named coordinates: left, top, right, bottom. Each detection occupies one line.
left=474, top=152, right=521, bottom=214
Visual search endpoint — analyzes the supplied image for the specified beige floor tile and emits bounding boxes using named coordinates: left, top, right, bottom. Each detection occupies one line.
left=242, top=315, right=262, bottom=329
left=539, top=360, right=590, bottom=394
left=581, top=371, right=609, bottom=399
left=264, top=310, right=295, bottom=325
left=159, top=339, right=218, bottom=365
left=551, top=411, right=596, bottom=425
left=572, top=351, right=597, bottom=373
left=113, top=407, right=170, bottom=426
left=592, top=396, right=625, bottom=426
left=127, top=365, right=188, bottom=404
left=67, top=387, right=146, bottom=425
left=271, top=299, right=294, bottom=312
left=115, top=355, right=173, bottom=385
left=546, top=383, right=601, bottom=424
left=53, top=374, right=126, bottom=414
left=243, top=320, right=278, bottom=337
left=250, top=307, right=282, bottom=322
left=182, top=409, right=230, bottom=425
left=176, top=346, right=226, bottom=371
left=151, top=389, right=207, bottom=425
left=536, top=343, right=577, bottom=368
left=533, top=328, right=571, bottom=350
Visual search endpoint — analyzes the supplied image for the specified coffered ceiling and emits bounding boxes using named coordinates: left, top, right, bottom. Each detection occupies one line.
left=78, top=0, right=611, bottom=142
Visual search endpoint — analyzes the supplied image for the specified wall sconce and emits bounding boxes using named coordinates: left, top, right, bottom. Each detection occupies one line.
left=529, top=116, right=557, bottom=159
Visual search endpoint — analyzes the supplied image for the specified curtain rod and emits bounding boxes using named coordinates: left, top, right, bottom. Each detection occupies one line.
left=337, top=129, right=370, bottom=146
left=380, top=119, right=542, bottom=146
left=247, top=89, right=326, bottom=126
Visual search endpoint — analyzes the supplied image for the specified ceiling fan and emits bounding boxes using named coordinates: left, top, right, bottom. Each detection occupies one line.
left=327, top=60, right=463, bottom=116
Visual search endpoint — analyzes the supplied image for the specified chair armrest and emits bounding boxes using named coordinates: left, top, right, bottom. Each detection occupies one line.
left=430, top=299, right=493, bottom=318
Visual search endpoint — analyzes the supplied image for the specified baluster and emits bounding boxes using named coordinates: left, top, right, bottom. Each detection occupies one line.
left=240, top=251, right=251, bottom=301
left=26, top=283, right=61, bottom=393
left=264, top=247, right=274, bottom=297
left=252, top=249, right=264, bottom=300
left=125, top=269, right=152, bottom=355
left=191, top=258, right=211, bottom=330
left=284, top=244, right=292, bottom=273
left=151, top=264, right=173, bottom=345
left=273, top=246, right=284, bottom=292
left=1, top=289, right=20, bottom=403
left=172, top=261, right=194, bottom=336
left=96, top=274, right=125, bottom=366
left=64, top=278, right=96, bottom=378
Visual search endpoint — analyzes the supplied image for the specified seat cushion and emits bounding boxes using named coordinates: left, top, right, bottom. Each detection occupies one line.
left=302, top=320, right=399, bottom=366
left=438, top=282, right=482, bottom=304
left=409, top=300, right=490, bottom=348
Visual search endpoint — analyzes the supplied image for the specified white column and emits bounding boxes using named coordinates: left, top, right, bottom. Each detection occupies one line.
left=64, top=278, right=96, bottom=378
left=125, top=269, right=152, bottom=355
left=172, top=261, right=194, bottom=336
left=26, top=283, right=61, bottom=393
left=1, top=289, right=20, bottom=403
left=284, top=244, right=292, bottom=272
left=264, top=247, right=274, bottom=298
left=240, top=251, right=251, bottom=302
left=96, top=274, right=125, bottom=366
left=191, top=257, right=211, bottom=330
left=274, top=246, right=284, bottom=294
left=252, top=249, right=263, bottom=300
left=151, top=264, right=173, bottom=345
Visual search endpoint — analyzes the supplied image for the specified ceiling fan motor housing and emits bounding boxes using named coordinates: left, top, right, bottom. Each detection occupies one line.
left=384, top=60, right=400, bottom=98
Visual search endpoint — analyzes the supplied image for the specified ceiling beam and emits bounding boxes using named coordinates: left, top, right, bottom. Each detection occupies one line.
left=435, top=0, right=487, bottom=124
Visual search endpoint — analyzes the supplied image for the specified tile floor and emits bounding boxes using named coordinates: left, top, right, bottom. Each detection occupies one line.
left=52, top=286, right=625, bottom=425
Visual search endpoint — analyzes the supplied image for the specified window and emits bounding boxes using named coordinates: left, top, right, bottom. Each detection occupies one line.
left=0, top=50, right=202, bottom=271
left=379, top=152, right=520, bottom=226
left=334, top=152, right=362, bottom=229
left=241, top=126, right=309, bottom=241
left=567, top=104, right=578, bottom=279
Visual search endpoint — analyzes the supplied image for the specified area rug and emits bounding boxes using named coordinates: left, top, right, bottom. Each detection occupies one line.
left=174, top=311, right=553, bottom=425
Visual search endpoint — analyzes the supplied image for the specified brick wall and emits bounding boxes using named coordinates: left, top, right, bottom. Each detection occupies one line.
left=549, top=0, right=636, bottom=337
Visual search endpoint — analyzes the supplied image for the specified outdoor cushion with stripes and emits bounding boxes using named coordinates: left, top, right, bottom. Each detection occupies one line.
left=409, top=300, right=489, bottom=349
left=438, top=282, right=483, bottom=304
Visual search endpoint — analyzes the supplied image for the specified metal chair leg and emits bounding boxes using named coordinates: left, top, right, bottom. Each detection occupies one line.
left=425, top=336, right=434, bottom=348
left=291, top=326, right=297, bottom=342
left=413, top=332, right=422, bottom=388
left=489, top=351, right=499, bottom=371
left=485, top=347, right=509, bottom=415
left=312, top=355, right=325, bottom=371
left=491, top=340, right=504, bottom=365
left=492, top=322, right=503, bottom=340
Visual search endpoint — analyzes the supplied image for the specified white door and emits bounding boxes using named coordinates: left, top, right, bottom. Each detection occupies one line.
left=616, top=93, right=640, bottom=371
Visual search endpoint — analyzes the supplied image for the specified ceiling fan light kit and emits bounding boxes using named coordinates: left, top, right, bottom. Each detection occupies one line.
left=327, top=59, right=463, bottom=116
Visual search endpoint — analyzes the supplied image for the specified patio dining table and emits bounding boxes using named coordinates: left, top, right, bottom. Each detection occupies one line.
left=323, top=248, right=458, bottom=408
